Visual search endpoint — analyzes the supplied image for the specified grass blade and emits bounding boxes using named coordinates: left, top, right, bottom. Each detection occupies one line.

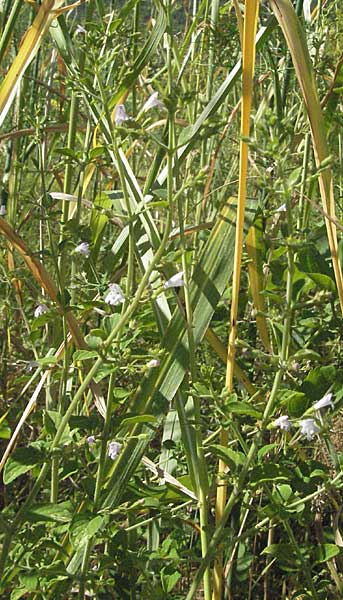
left=269, top=0, right=343, bottom=316
left=213, top=2, right=260, bottom=597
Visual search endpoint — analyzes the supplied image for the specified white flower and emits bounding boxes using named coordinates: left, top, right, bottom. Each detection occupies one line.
left=164, top=271, right=185, bottom=289
left=0, top=205, right=6, bottom=216
left=75, top=242, right=90, bottom=258
left=274, top=415, right=292, bottom=431
left=313, top=392, right=334, bottom=411
left=275, top=203, right=287, bottom=213
left=147, top=358, right=160, bottom=368
left=300, top=418, right=320, bottom=441
left=34, top=303, right=49, bottom=318
left=75, top=24, right=86, bottom=35
left=115, top=104, right=129, bottom=126
left=108, top=440, right=121, bottom=460
left=142, top=91, right=164, bottom=112
left=87, top=435, right=96, bottom=445
left=104, top=283, right=125, bottom=306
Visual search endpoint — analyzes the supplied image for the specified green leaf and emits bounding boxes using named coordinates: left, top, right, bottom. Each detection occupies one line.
left=224, top=401, right=261, bottom=419
left=257, top=444, right=277, bottom=461
left=69, top=514, right=104, bottom=549
left=120, top=414, right=157, bottom=427
left=26, top=502, right=73, bottom=523
left=249, top=464, right=292, bottom=485
left=3, top=444, right=45, bottom=485
left=301, top=365, right=336, bottom=401
left=161, top=566, right=181, bottom=593
left=313, top=544, right=340, bottom=563
left=262, top=543, right=295, bottom=562
left=280, top=390, right=308, bottom=418
left=208, top=445, right=246, bottom=470
left=73, top=349, right=99, bottom=361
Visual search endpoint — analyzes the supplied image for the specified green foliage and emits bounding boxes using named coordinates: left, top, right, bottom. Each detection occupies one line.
left=1, top=1, right=343, bottom=599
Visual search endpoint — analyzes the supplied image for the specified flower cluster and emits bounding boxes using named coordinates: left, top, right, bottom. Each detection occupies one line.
left=273, top=391, right=334, bottom=441
left=34, top=304, right=49, bottom=318
left=108, top=441, right=121, bottom=461
left=75, top=241, right=90, bottom=258
left=104, top=284, right=125, bottom=306
left=142, top=91, right=164, bottom=112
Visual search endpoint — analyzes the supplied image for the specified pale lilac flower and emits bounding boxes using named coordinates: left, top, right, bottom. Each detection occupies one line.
left=34, top=303, right=49, bottom=318
left=313, top=393, right=333, bottom=411
left=108, top=440, right=121, bottom=460
left=115, top=104, right=129, bottom=126
left=142, top=91, right=164, bottom=112
left=75, top=242, right=90, bottom=258
left=75, top=25, right=86, bottom=35
left=26, top=360, right=38, bottom=373
left=104, top=283, right=125, bottom=306
left=300, top=418, right=320, bottom=441
left=164, top=271, right=185, bottom=289
left=147, top=358, right=160, bottom=368
left=87, top=435, right=96, bottom=445
left=0, top=205, right=6, bottom=216
left=274, top=415, right=292, bottom=432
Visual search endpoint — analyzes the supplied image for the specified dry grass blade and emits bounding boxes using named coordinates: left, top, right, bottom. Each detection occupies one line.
left=0, top=371, right=49, bottom=474
left=269, top=0, right=343, bottom=316
left=0, top=0, right=67, bottom=127
left=212, top=2, right=260, bottom=597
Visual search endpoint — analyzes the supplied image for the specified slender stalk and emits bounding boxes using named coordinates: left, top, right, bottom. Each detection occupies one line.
left=212, top=3, right=259, bottom=596
left=188, top=190, right=295, bottom=600
left=0, top=107, right=176, bottom=581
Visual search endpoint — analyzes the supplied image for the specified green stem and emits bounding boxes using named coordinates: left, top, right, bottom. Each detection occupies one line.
left=0, top=152, right=175, bottom=579
left=185, top=196, right=295, bottom=599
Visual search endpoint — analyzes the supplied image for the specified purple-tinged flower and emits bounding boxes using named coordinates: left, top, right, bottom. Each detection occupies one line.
left=142, top=91, right=164, bottom=112
left=104, top=283, right=125, bottom=306
left=87, top=435, right=96, bottom=446
left=108, top=440, right=121, bottom=460
left=300, top=418, right=320, bottom=441
left=115, top=104, right=129, bottom=126
left=147, top=358, right=160, bottom=368
left=75, top=241, right=90, bottom=258
left=75, top=25, right=86, bottom=35
left=274, top=415, right=292, bottom=432
left=34, top=303, right=49, bottom=318
left=313, top=393, right=334, bottom=411
left=164, top=271, right=185, bottom=289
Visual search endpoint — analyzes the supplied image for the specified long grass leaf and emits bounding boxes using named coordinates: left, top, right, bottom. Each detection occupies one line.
left=269, top=0, right=343, bottom=315
left=0, top=0, right=65, bottom=127
left=213, top=2, right=260, bottom=597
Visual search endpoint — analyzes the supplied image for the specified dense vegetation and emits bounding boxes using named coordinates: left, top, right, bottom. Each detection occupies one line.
left=1, top=0, right=343, bottom=598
